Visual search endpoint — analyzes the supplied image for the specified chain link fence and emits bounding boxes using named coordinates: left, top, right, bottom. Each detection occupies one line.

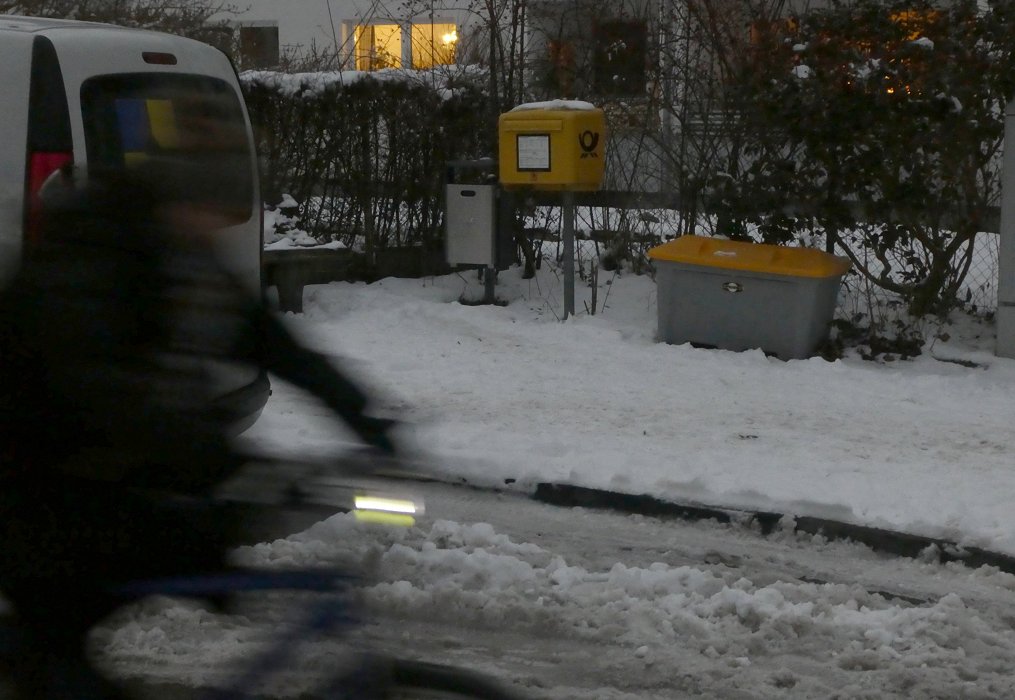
left=522, top=204, right=1002, bottom=326
left=960, top=232, right=1000, bottom=316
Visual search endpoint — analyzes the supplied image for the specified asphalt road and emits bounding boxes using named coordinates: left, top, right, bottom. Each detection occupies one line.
left=8, top=479, right=1015, bottom=699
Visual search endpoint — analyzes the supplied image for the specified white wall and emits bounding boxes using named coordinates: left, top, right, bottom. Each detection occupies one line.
left=995, top=99, right=1015, bottom=356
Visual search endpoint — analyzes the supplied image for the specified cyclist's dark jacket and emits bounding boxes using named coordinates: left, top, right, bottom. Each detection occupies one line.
left=0, top=156, right=397, bottom=700
left=0, top=170, right=389, bottom=591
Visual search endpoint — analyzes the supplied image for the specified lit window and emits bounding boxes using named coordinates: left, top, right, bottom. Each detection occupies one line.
left=355, top=24, right=402, bottom=70
left=410, top=23, right=457, bottom=69
left=891, top=10, right=939, bottom=40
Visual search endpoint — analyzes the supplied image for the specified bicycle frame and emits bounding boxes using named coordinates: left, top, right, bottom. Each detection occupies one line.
left=117, top=569, right=365, bottom=699
left=1, top=460, right=521, bottom=699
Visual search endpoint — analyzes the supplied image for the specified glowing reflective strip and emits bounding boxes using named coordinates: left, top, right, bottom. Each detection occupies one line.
left=354, top=510, right=415, bottom=527
left=354, top=496, right=417, bottom=514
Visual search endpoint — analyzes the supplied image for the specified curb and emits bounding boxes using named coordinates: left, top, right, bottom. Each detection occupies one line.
left=533, top=483, right=1015, bottom=576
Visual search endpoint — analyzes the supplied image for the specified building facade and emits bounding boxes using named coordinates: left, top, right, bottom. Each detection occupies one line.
left=215, top=0, right=476, bottom=70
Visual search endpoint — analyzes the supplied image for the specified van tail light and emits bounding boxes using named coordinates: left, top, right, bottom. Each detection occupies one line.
left=26, top=35, right=72, bottom=245
left=25, top=151, right=73, bottom=243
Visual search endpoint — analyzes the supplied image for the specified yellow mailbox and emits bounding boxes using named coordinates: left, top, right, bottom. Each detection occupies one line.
left=498, top=102, right=606, bottom=191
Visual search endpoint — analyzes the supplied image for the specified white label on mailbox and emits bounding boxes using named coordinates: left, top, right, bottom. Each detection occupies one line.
left=517, top=134, right=551, bottom=171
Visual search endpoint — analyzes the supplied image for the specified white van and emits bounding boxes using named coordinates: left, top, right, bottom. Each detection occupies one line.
left=0, top=15, right=269, bottom=429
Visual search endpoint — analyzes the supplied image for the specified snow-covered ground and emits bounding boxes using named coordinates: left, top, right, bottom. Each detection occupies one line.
left=251, top=261, right=1014, bottom=557
left=90, top=259, right=1015, bottom=698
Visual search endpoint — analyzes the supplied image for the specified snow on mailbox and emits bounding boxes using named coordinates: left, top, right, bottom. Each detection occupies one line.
left=498, top=100, right=606, bottom=191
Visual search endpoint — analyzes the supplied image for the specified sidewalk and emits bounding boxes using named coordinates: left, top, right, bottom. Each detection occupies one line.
left=244, top=267, right=1015, bottom=561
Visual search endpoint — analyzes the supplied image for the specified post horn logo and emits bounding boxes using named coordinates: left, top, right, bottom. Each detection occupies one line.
left=578, top=130, right=600, bottom=158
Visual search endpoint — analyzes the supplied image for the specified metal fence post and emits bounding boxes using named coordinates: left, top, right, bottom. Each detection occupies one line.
left=562, top=191, right=575, bottom=320
left=996, top=98, right=1015, bottom=357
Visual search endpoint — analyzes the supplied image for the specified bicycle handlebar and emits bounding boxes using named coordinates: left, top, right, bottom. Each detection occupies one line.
left=213, top=448, right=426, bottom=523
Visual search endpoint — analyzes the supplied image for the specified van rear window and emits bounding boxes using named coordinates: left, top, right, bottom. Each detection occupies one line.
left=81, top=74, right=254, bottom=223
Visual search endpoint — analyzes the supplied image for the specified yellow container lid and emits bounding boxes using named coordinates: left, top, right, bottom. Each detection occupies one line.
left=647, top=236, right=851, bottom=278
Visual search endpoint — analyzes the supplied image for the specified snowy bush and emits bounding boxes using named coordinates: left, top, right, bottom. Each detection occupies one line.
left=727, top=0, right=1015, bottom=320
left=241, top=69, right=493, bottom=253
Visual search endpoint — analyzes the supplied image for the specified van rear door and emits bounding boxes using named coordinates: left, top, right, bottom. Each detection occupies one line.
left=44, top=25, right=268, bottom=427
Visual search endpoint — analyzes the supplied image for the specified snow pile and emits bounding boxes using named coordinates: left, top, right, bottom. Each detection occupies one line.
left=510, top=100, right=598, bottom=111
left=792, top=65, right=814, bottom=79
left=319, top=518, right=1011, bottom=672
left=262, top=195, right=347, bottom=250
left=99, top=510, right=1015, bottom=697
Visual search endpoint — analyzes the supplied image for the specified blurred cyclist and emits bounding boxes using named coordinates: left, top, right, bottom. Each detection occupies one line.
left=0, top=160, right=399, bottom=698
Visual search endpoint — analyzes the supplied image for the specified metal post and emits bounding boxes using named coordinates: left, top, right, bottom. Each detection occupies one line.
left=996, top=98, right=1015, bottom=357
left=562, top=190, right=575, bottom=320
left=484, top=266, right=496, bottom=303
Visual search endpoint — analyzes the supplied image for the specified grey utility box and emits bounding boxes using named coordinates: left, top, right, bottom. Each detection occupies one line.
left=446, top=184, right=496, bottom=266
left=647, top=236, right=851, bottom=360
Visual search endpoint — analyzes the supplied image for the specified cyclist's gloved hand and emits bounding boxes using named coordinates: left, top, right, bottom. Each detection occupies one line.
left=352, top=415, right=400, bottom=456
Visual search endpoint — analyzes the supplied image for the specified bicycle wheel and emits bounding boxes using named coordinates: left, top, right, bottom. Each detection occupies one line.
left=383, top=659, right=524, bottom=700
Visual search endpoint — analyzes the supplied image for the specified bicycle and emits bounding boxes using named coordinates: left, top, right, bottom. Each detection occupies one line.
left=0, top=453, right=527, bottom=700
